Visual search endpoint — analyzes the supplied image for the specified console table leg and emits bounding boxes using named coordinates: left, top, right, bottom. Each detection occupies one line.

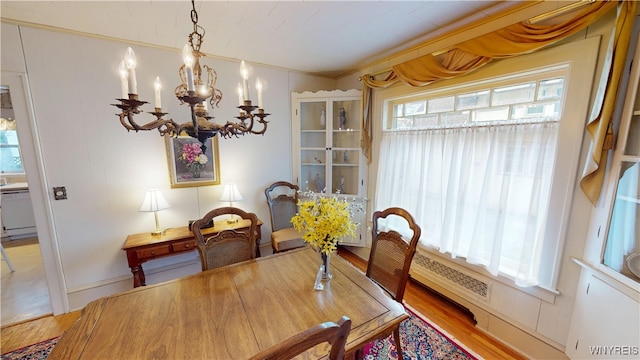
left=132, top=265, right=146, bottom=287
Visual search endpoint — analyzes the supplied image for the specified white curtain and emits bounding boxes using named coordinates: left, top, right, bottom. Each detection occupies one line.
left=375, top=121, right=559, bottom=286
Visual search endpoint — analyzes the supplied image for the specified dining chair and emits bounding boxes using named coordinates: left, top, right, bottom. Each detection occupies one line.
left=249, top=316, right=351, bottom=360
left=264, top=181, right=306, bottom=253
left=366, top=207, right=421, bottom=360
left=191, top=206, right=258, bottom=271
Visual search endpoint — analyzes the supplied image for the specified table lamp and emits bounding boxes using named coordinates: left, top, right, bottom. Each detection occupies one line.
left=139, top=189, right=171, bottom=235
left=220, top=183, right=243, bottom=223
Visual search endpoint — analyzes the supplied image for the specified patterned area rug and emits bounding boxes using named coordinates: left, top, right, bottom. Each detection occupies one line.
left=0, top=308, right=478, bottom=360
left=1, top=337, right=59, bottom=360
left=363, top=306, right=480, bottom=360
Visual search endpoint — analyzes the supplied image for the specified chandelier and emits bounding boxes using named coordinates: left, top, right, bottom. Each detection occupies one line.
left=112, top=0, right=269, bottom=147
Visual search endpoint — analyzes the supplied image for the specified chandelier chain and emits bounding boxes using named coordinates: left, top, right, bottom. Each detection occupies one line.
left=189, top=0, right=204, bottom=52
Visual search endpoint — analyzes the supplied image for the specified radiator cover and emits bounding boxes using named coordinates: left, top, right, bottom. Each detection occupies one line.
left=412, top=252, right=491, bottom=301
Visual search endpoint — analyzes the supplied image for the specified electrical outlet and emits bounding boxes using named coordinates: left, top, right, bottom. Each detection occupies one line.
left=53, top=186, right=67, bottom=200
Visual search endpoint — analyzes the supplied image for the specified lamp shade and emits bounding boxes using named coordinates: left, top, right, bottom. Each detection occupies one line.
left=220, top=183, right=243, bottom=202
left=139, top=189, right=171, bottom=212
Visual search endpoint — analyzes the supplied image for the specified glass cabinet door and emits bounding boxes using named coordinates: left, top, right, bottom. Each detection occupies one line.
left=299, top=101, right=328, bottom=192
left=331, top=98, right=360, bottom=196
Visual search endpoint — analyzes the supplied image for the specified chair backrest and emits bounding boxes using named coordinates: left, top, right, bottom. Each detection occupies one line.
left=191, top=207, right=258, bottom=271
left=366, top=207, right=421, bottom=303
left=249, top=316, right=351, bottom=360
left=264, top=181, right=300, bottom=232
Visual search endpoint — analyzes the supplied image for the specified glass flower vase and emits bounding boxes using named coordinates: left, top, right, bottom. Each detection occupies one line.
left=321, top=252, right=332, bottom=281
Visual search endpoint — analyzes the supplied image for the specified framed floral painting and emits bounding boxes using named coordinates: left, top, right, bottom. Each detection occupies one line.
left=165, top=135, right=220, bottom=188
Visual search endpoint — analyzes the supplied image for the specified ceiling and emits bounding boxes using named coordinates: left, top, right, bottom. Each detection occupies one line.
left=0, top=1, right=522, bottom=78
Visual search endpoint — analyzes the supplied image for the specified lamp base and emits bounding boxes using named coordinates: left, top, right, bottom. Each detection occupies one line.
left=151, top=229, right=166, bottom=236
left=226, top=218, right=239, bottom=224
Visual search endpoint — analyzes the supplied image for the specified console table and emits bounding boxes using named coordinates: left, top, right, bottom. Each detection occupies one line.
left=122, top=218, right=262, bottom=287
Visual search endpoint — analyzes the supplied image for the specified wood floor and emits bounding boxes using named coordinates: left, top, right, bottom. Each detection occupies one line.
left=1, top=248, right=526, bottom=359
left=1, top=237, right=52, bottom=326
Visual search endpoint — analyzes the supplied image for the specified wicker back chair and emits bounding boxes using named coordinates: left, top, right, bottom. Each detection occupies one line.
left=264, top=181, right=306, bottom=253
left=366, top=207, right=421, bottom=360
left=249, top=316, right=351, bottom=360
left=191, top=207, right=258, bottom=271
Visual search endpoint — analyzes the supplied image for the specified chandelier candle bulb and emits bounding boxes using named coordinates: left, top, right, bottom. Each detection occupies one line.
left=237, top=83, right=243, bottom=106
left=153, top=76, right=162, bottom=109
left=118, top=60, right=128, bottom=98
left=124, top=47, right=138, bottom=94
left=256, top=77, right=263, bottom=109
left=240, top=60, right=249, bottom=100
left=182, top=44, right=195, bottom=92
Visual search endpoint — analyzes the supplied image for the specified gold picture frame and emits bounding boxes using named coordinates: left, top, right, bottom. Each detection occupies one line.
left=165, top=135, right=220, bottom=188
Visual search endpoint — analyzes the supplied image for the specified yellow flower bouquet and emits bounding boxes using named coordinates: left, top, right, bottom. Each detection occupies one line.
left=291, top=194, right=357, bottom=255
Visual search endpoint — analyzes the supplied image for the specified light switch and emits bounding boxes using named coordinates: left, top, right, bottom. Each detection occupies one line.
left=53, top=187, right=67, bottom=200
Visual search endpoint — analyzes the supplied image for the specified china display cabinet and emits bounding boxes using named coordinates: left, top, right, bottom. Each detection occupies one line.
left=292, top=89, right=366, bottom=246
left=291, top=89, right=364, bottom=196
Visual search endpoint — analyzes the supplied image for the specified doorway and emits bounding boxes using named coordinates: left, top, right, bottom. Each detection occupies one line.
left=1, top=83, right=53, bottom=326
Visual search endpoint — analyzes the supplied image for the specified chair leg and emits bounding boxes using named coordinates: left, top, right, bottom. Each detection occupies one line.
left=1, top=243, right=15, bottom=272
left=393, top=328, right=404, bottom=360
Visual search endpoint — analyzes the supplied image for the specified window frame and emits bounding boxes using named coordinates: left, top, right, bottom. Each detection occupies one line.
left=370, top=37, right=601, bottom=292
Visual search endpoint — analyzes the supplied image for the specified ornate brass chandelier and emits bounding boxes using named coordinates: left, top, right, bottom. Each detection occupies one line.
left=112, top=0, right=269, bottom=146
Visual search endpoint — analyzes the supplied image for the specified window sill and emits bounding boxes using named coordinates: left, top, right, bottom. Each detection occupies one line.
left=571, top=257, right=640, bottom=300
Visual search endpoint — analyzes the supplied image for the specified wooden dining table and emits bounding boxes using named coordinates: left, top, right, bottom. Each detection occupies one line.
left=48, top=247, right=408, bottom=359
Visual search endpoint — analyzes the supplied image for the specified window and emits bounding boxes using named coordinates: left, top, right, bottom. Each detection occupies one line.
left=374, top=38, right=599, bottom=289
left=0, top=86, right=25, bottom=174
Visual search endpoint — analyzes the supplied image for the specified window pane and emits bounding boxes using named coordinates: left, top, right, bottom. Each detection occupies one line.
left=538, top=78, right=564, bottom=100
left=0, top=130, right=19, bottom=145
left=511, top=101, right=561, bottom=121
left=393, top=104, right=404, bottom=117
left=414, top=114, right=439, bottom=128
left=602, top=161, right=640, bottom=281
left=441, top=111, right=469, bottom=124
left=404, top=100, right=426, bottom=116
left=0, top=86, right=25, bottom=174
left=472, top=107, right=509, bottom=122
left=456, top=90, right=490, bottom=110
left=625, top=115, right=640, bottom=156
left=428, top=96, right=455, bottom=113
left=0, top=145, right=23, bottom=173
left=492, top=82, right=536, bottom=106
left=393, top=117, right=413, bottom=129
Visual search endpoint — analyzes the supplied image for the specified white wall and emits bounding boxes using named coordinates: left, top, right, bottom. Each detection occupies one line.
left=1, top=22, right=336, bottom=311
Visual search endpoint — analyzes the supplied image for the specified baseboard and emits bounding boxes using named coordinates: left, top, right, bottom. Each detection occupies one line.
left=66, top=259, right=201, bottom=311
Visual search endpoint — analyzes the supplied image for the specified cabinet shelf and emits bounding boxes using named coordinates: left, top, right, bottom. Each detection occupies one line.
left=333, top=129, right=360, bottom=133
left=332, top=164, right=358, bottom=167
